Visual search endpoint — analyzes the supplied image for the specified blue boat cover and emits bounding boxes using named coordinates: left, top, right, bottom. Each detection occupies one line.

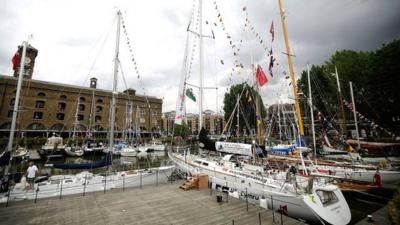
left=52, top=152, right=112, bottom=169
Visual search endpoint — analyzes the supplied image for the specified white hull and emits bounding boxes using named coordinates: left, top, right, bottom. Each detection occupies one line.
left=1, top=166, right=175, bottom=203
left=64, top=147, right=84, bottom=157
left=120, top=147, right=138, bottom=157
left=169, top=152, right=351, bottom=225
left=138, top=144, right=165, bottom=152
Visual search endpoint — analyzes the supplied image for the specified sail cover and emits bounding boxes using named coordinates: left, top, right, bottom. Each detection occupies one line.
left=52, top=152, right=112, bottom=169
left=215, top=141, right=253, bottom=156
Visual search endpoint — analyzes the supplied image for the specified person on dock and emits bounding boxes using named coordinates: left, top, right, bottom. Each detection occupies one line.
left=26, top=161, right=38, bottom=191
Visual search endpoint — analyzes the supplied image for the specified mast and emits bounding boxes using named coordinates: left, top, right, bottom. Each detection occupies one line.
left=5, top=39, right=28, bottom=175
left=236, top=94, right=240, bottom=141
left=334, top=66, right=346, bottom=136
left=198, top=0, right=204, bottom=132
left=72, top=97, right=80, bottom=140
left=88, top=88, right=95, bottom=138
left=278, top=0, right=304, bottom=137
left=109, top=10, right=121, bottom=152
left=349, top=81, right=361, bottom=150
left=307, top=64, right=317, bottom=159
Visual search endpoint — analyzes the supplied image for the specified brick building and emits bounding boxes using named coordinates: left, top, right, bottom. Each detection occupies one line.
left=0, top=45, right=162, bottom=138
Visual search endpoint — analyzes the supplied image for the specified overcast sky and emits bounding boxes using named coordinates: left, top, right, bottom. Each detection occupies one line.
left=1, top=0, right=399, bottom=114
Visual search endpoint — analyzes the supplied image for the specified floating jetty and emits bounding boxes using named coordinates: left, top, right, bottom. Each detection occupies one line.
left=0, top=180, right=305, bottom=225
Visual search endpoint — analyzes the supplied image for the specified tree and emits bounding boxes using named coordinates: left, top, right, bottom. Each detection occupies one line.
left=223, top=83, right=266, bottom=135
left=298, top=39, right=400, bottom=136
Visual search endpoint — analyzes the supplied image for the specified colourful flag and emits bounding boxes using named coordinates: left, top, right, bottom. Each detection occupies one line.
left=256, top=65, right=268, bottom=86
left=185, top=88, right=196, bottom=102
left=269, top=55, right=275, bottom=77
left=269, top=21, right=274, bottom=42
left=11, top=52, right=20, bottom=70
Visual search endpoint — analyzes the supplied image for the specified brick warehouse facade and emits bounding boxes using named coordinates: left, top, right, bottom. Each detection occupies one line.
left=0, top=46, right=162, bottom=138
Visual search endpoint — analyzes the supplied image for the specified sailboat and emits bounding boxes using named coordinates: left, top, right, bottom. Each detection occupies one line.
left=1, top=11, right=174, bottom=203
left=64, top=96, right=84, bottom=157
left=169, top=1, right=351, bottom=224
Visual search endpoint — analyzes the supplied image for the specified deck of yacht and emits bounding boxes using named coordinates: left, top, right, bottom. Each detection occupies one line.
left=0, top=180, right=306, bottom=225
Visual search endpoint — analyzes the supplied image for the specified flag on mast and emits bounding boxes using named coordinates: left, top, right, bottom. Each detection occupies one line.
left=11, top=52, right=20, bottom=70
left=269, top=21, right=274, bottom=42
left=185, top=88, right=196, bottom=102
left=256, top=65, right=268, bottom=86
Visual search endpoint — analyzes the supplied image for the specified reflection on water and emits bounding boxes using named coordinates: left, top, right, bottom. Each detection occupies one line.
left=9, top=151, right=170, bottom=176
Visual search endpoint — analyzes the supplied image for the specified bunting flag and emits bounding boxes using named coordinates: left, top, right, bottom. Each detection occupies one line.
left=269, top=21, right=274, bottom=42
left=11, top=52, right=20, bottom=70
left=185, top=88, right=196, bottom=102
left=256, top=65, right=268, bottom=86
left=269, top=55, right=275, bottom=77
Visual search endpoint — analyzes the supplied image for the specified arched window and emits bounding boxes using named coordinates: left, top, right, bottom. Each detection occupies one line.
left=50, top=123, right=65, bottom=131
left=78, top=104, right=85, bottom=111
left=96, top=106, right=103, bottom=113
left=97, top=98, right=103, bottom=103
left=60, top=95, right=67, bottom=100
left=37, top=92, right=46, bottom=97
left=35, top=100, right=45, bottom=108
left=95, top=116, right=102, bottom=123
left=33, top=112, right=43, bottom=120
left=26, top=123, right=46, bottom=130
left=77, top=114, right=84, bottom=121
left=10, top=98, right=15, bottom=106
left=79, top=97, right=86, bottom=102
left=58, top=102, right=66, bottom=111
left=56, top=113, right=65, bottom=120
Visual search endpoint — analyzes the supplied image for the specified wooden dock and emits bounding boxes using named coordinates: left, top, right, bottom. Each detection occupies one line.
left=0, top=181, right=305, bottom=225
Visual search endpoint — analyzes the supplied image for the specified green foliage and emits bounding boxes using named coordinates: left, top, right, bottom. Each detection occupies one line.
left=223, top=83, right=266, bottom=134
left=298, top=39, right=400, bottom=135
left=388, top=188, right=400, bottom=225
left=173, top=123, right=189, bottom=138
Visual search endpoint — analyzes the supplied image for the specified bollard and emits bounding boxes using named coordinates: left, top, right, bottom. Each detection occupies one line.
left=259, top=212, right=261, bottom=225
left=271, top=196, right=275, bottom=223
left=104, top=174, right=107, bottom=194
left=280, top=206, right=283, bottom=225
left=140, top=172, right=142, bottom=189
left=246, top=187, right=249, bottom=212
left=232, top=219, right=234, bottom=225
left=156, top=169, right=158, bottom=187
left=83, top=174, right=87, bottom=196
left=59, top=177, right=63, bottom=200
left=5, top=181, right=11, bottom=207
left=226, top=181, right=228, bottom=203
left=123, top=175, right=125, bottom=192
left=34, top=186, right=39, bottom=203
left=210, top=182, right=212, bottom=196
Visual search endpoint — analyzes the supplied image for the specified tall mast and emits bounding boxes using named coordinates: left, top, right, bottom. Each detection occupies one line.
left=109, top=10, right=121, bottom=152
left=334, top=66, right=346, bottom=136
left=72, top=97, right=80, bottom=140
left=278, top=0, right=304, bottom=137
left=198, top=0, right=204, bottom=132
left=236, top=94, right=240, bottom=140
left=5, top=39, right=28, bottom=175
left=349, top=81, right=361, bottom=150
left=88, top=88, right=95, bottom=138
left=307, top=64, right=317, bottom=159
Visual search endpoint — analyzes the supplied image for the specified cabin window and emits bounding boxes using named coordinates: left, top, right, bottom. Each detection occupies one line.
left=50, top=180, right=61, bottom=185
left=77, top=114, right=84, bottom=121
left=316, top=190, right=338, bottom=206
left=202, top=162, right=209, bottom=166
left=96, top=106, right=103, bottom=113
left=78, top=104, right=85, bottom=112
left=10, top=98, right=15, bottom=106
left=60, top=95, right=67, bottom=100
left=33, top=112, right=43, bottom=120
left=56, top=113, right=65, bottom=121
left=35, top=100, right=45, bottom=108
left=58, top=102, right=66, bottom=111
left=37, top=92, right=46, bottom=97
left=7, top=110, right=13, bottom=118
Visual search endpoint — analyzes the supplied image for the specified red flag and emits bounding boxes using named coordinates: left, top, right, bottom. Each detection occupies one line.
left=256, top=65, right=268, bottom=86
left=269, top=21, right=274, bottom=42
left=11, top=52, right=20, bottom=70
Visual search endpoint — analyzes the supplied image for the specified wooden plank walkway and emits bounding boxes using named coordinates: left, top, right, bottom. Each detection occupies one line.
left=0, top=181, right=306, bottom=225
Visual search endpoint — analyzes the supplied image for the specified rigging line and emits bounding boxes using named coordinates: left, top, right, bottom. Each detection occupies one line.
left=118, top=61, right=132, bottom=103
